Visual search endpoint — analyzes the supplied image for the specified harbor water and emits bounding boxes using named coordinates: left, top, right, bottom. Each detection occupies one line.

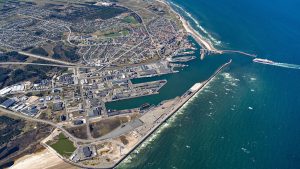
left=116, top=0, right=300, bottom=168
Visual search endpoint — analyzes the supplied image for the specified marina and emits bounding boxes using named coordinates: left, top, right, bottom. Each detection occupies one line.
left=2, top=0, right=300, bottom=168
left=111, top=59, right=232, bottom=169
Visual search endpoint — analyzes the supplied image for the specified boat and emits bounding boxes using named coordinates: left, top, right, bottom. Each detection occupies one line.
left=139, top=103, right=151, bottom=111
left=253, top=58, right=274, bottom=65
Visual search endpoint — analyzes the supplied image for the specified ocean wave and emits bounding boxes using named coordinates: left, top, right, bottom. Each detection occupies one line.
left=222, top=73, right=232, bottom=79
left=221, top=72, right=240, bottom=87
left=121, top=87, right=203, bottom=165
left=168, top=1, right=222, bottom=46
left=224, top=86, right=231, bottom=91
left=120, top=67, right=227, bottom=166
left=121, top=119, right=175, bottom=165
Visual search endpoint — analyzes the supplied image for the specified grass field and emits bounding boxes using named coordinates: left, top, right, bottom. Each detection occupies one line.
left=49, top=133, right=76, bottom=157
left=123, top=16, right=139, bottom=24
left=104, top=29, right=130, bottom=37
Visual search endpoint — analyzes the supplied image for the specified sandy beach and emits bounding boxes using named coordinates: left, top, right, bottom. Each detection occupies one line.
left=7, top=1, right=223, bottom=169
left=180, top=18, right=214, bottom=50
left=156, top=0, right=217, bottom=51
left=9, top=149, right=76, bottom=169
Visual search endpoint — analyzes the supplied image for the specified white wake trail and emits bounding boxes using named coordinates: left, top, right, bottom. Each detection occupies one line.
left=254, top=58, right=300, bottom=70
left=273, top=63, right=300, bottom=70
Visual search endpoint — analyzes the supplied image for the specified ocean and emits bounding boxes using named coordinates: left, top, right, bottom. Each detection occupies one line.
left=116, top=0, right=300, bottom=168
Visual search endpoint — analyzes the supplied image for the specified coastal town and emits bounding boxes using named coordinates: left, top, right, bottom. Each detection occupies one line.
left=0, top=0, right=230, bottom=168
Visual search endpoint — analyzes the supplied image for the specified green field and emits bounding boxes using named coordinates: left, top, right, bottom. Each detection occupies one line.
left=49, top=133, right=76, bottom=157
left=123, top=16, right=139, bottom=24
left=120, top=29, right=130, bottom=36
left=104, top=29, right=130, bottom=37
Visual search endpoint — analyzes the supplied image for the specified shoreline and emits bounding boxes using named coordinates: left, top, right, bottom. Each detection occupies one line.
left=156, top=0, right=218, bottom=52
left=8, top=1, right=227, bottom=169
left=9, top=59, right=231, bottom=169
left=112, top=59, right=232, bottom=168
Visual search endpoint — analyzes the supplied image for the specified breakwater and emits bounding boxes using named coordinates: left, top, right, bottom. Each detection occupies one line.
left=113, top=59, right=232, bottom=169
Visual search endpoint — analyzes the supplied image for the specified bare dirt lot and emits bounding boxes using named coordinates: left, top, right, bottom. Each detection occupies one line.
left=90, top=116, right=130, bottom=138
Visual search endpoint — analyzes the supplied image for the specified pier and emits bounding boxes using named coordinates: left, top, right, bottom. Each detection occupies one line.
left=200, top=49, right=256, bottom=59
left=111, top=59, right=232, bottom=169
left=221, top=50, right=257, bottom=57
left=168, top=56, right=196, bottom=62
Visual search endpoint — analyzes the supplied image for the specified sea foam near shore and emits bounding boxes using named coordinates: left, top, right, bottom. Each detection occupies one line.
left=168, top=1, right=222, bottom=46
left=119, top=85, right=205, bottom=166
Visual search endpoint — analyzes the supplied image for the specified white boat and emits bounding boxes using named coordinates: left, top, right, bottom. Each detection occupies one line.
left=253, top=58, right=274, bottom=65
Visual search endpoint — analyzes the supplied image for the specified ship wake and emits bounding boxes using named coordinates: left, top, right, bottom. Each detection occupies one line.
left=273, top=62, right=300, bottom=70
left=254, top=58, right=300, bottom=70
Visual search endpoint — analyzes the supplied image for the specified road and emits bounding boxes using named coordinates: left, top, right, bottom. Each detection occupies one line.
left=98, top=37, right=148, bottom=70
left=18, top=51, right=79, bottom=66
left=0, top=107, right=89, bottom=143
left=0, top=61, right=93, bottom=68
left=74, top=67, right=94, bottom=140
left=0, top=106, right=151, bottom=145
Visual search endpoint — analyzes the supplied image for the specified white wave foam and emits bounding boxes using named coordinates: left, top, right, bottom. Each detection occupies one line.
left=241, top=147, right=251, bottom=154
left=169, top=1, right=222, bottom=46
left=121, top=87, right=205, bottom=165
left=224, top=87, right=231, bottom=91
left=221, top=72, right=239, bottom=87
left=204, top=89, right=214, bottom=93
left=222, top=73, right=232, bottom=79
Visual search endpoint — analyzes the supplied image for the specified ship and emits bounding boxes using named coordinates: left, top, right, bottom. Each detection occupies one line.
left=253, top=58, right=274, bottom=65
left=139, top=103, right=151, bottom=111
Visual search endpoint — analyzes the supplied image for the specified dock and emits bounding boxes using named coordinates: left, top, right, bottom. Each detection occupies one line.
left=111, top=59, right=232, bottom=169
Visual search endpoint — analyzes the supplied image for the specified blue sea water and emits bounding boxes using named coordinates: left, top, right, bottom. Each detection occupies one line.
left=117, top=0, right=300, bottom=168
